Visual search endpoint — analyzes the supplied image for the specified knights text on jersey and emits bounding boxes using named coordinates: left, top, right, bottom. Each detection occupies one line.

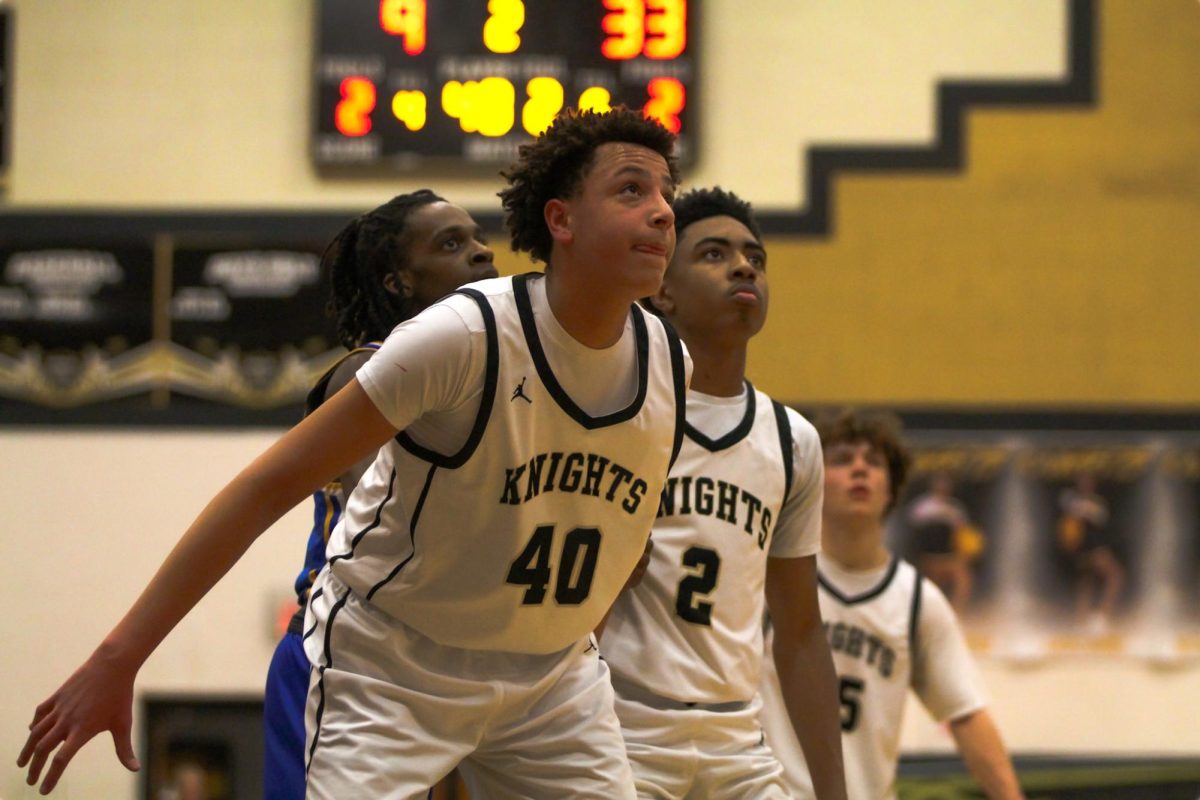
left=603, top=385, right=807, bottom=703
left=321, top=274, right=687, bottom=655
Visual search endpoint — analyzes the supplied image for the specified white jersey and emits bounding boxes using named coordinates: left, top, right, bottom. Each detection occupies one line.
left=759, top=554, right=987, bottom=800
left=603, top=385, right=823, bottom=703
left=320, top=274, right=688, bottom=655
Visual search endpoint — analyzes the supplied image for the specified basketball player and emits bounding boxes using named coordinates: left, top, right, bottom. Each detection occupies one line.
left=263, top=190, right=498, bottom=799
left=18, top=107, right=689, bottom=798
left=600, top=187, right=847, bottom=799
left=1056, top=471, right=1124, bottom=634
left=759, top=409, right=1023, bottom=799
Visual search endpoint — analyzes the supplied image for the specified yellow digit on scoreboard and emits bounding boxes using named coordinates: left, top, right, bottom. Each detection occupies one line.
left=484, top=0, right=525, bottom=54
left=522, top=77, right=564, bottom=136
left=578, top=87, right=613, bottom=114
left=442, top=78, right=515, bottom=137
left=391, top=90, right=427, bottom=131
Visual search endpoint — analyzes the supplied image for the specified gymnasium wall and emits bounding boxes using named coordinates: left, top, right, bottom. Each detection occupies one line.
left=2, top=1, right=1199, bottom=797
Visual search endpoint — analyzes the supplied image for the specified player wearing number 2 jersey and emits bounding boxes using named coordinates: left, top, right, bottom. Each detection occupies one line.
left=601, top=187, right=846, bottom=799
left=758, top=409, right=1023, bottom=800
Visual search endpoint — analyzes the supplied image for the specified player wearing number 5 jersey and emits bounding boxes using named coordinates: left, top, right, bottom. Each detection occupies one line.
left=600, top=188, right=846, bottom=799
left=758, top=409, right=1023, bottom=800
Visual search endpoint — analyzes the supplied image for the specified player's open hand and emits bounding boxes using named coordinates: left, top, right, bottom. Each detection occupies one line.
left=16, top=648, right=140, bottom=795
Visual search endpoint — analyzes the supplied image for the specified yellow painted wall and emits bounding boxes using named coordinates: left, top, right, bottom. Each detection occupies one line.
left=749, top=0, right=1200, bottom=407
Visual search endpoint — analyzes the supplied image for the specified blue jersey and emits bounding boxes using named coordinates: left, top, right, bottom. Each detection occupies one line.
left=287, top=343, right=382, bottom=625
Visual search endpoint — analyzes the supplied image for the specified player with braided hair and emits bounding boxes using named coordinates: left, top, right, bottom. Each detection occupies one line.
left=263, top=190, right=497, bottom=799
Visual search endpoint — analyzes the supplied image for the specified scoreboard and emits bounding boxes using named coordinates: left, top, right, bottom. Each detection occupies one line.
left=312, top=0, right=697, bottom=169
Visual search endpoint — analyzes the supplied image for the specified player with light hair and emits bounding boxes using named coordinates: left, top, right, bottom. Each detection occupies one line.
left=759, top=408, right=1023, bottom=799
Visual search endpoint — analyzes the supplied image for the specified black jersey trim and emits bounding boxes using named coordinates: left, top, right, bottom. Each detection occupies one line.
left=306, top=586, right=351, bottom=776
left=395, top=288, right=500, bottom=467
left=365, top=462, right=437, bottom=600
left=664, top=319, right=687, bottom=469
left=908, top=569, right=924, bottom=668
left=772, top=399, right=795, bottom=499
left=513, top=272, right=649, bottom=429
left=302, top=586, right=324, bottom=641
left=326, top=467, right=398, bottom=566
left=684, top=380, right=757, bottom=452
left=304, top=343, right=382, bottom=415
left=818, top=556, right=901, bottom=605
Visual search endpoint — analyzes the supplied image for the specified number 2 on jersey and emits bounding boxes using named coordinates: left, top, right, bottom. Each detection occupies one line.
left=675, top=545, right=720, bottom=625
left=507, top=525, right=601, bottom=605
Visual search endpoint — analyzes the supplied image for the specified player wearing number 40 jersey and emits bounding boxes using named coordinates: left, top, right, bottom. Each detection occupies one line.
left=19, top=107, right=688, bottom=800
left=600, top=187, right=847, bottom=799
left=758, top=409, right=1024, bottom=800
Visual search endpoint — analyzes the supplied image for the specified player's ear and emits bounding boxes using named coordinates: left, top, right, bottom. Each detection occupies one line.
left=544, top=199, right=573, bottom=246
left=382, top=269, right=414, bottom=298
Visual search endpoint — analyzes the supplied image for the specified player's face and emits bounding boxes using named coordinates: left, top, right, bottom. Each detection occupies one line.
left=823, top=440, right=892, bottom=522
left=559, top=142, right=676, bottom=300
left=394, top=202, right=497, bottom=309
left=660, top=214, right=767, bottom=341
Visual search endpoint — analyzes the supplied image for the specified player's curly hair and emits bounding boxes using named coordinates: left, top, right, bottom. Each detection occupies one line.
left=815, top=408, right=913, bottom=511
left=325, top=189, right=445, bottom=348
left=499, top=106, right=680, bottom=264
left=672, top=186, right=763, bottom=242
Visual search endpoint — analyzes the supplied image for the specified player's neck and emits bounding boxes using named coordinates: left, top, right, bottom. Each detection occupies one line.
left=676, top=334, right=748, bottom=397
left=543, top=268, right=631, bottom=349
left=822, top=516, right=890, bottom=571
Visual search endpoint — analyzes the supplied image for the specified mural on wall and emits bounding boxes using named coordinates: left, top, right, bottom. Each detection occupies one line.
left=884, top=434, right=1200, bottom=665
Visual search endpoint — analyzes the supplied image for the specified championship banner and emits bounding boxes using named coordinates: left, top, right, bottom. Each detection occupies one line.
left=0, top=244, right=158, bottom=409
left=166, top=244, right=342, bottom=410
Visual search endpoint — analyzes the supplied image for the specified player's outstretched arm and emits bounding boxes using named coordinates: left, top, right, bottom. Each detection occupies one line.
left=950, top=709, right=1025, bottom=799
left=765, top=555, right=847, bottom=800
left=16, top=379, right=398, bottom=795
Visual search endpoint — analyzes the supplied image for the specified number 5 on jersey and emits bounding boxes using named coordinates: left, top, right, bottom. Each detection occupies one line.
left=507, top=525, right=602, bottom=605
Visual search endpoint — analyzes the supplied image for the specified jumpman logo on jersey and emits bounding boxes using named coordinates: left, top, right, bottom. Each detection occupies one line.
left=511, top=376, right=532, bottom=404
left=583, top=639, right=598, bottom=654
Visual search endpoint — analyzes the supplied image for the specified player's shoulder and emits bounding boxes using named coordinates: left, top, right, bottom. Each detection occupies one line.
left=457, top=273, right=516, bottom=299
left=909, top=563, right=961, bottom=627
left=769, top=399, right=820, bottom=455
left=418, top=276, right=517, bottom=336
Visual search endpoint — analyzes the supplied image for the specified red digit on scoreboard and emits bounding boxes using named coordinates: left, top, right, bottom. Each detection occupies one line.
left=601, top=0, right=644, bottom=60
left=601, top=0, right=686, bottom=60
left=644, top=77, right=683, bottom=133
left=336, top=77, right=377, bottom=136
left=645, top=0, right=685, bottom=59
left=380, top=0, right=427, bottom=55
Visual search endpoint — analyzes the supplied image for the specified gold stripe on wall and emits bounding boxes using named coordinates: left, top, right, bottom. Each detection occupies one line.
left=749, top=0, right=1199, bottom=408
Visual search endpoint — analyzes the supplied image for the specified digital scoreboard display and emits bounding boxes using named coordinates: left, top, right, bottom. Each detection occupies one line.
left=312, top=1, right=696, bottom=169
